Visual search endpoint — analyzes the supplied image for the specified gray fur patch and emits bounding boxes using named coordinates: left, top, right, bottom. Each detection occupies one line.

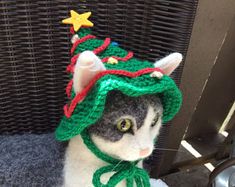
left=88, top=91, right=163, bottom=142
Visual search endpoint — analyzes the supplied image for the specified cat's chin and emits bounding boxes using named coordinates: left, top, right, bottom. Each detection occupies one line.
left=115, top=151, right=153, bottom=162
left=91, top=134, right=154, bottom=162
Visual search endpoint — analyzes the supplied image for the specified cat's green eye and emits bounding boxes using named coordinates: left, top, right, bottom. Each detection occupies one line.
left=117, top=119, right=132, bottom=132
left=151, top=113, right=160, bottom=127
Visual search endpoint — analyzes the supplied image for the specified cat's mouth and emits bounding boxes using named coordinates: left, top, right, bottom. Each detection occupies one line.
left=139, top=147, right=151, bottom=158
left=115, top=147, right=153, bottom=161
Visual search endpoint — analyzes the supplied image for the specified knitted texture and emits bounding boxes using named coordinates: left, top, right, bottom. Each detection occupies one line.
left=81, top=129, right=150, bottom=187
left=56, top=28, right=182, bottom=141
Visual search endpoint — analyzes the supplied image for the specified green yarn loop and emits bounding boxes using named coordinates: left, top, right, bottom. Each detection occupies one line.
left=81, top=130, right=150, bottom=187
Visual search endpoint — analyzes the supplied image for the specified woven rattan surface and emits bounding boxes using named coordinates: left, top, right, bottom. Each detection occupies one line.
left=0, top=0, right=198, bottom=175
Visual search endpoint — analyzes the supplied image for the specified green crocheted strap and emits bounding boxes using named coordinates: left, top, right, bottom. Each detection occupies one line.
left=92, top=164, right=150, bottom=187
left=81, top=129, right=120, bottom=164
left=81, top=130, right=150, bottom=187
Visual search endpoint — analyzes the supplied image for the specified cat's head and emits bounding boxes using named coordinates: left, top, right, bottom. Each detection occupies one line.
left=73, top=51, right=182, bottom=161
left=88, top=91, right=163, bottom=161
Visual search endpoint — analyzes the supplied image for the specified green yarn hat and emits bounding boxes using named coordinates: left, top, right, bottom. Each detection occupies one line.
left=56, top=17, right=182, bottom=141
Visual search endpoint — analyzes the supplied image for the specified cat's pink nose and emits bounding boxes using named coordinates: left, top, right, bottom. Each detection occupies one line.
left=139, top=148, right=150, bottom=157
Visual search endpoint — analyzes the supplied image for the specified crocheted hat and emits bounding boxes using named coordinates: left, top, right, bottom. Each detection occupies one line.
left=56, top=10, right=182, bottom=141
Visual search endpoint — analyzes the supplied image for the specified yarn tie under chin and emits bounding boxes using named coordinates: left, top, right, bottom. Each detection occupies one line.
left=93, top=161, right=150, bottom=187
left=81, top=130, right=150, bottom=187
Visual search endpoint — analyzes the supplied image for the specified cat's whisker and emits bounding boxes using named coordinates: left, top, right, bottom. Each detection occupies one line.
left=110, top=159, right=124, bottom=173
left=101, top=159, right=123, bottom=186
left=153, top=147, right=186, bottom=153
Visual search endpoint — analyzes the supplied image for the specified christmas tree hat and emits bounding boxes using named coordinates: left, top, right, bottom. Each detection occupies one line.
left=56, top=10, right=182, bottom=141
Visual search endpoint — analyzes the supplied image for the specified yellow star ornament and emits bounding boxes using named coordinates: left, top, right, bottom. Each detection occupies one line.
left=62, top=10, right=94, bottom=31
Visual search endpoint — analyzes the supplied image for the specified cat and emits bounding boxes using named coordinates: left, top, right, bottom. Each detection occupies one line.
left=0, top=52, right=182, bottom=187
left=63, top=91, right=163, bottom=187
left=63, top=51, right=182, bottom=187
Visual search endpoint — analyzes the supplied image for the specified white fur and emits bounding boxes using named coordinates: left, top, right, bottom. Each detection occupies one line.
left=150, top=179, right=168, bottom=187
left=63, top=106, right=162, bottom=187
left=73, top=51, right=106, bottom=93
left=154, top=52, right=183, bottom=75
left=63, top=134, right=126, bottom=187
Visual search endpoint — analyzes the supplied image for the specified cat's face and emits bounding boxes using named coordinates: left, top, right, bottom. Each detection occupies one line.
left=88, top=91, right=163, bottom=161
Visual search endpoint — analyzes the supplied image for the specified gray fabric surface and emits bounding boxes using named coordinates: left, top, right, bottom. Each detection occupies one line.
left=0, top=133, right=67, bottom=187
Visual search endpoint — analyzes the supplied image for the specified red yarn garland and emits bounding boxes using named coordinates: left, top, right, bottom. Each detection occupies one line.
left=64, top=29, right=162, bottom=118
left=102, top=51, right=133, bottom=62
left=67, top=37, right=111, bottom=73
left=66, top=80, right=73, bottom=98
left=71, top=35, right=96, bottom=54
left=67, top=54, right=79, bottom=73
left=64, top=68, right=163, bottom=118
left=93, top=38, right=111, bottom=54
left=70, top=27, right=75, bottom=34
